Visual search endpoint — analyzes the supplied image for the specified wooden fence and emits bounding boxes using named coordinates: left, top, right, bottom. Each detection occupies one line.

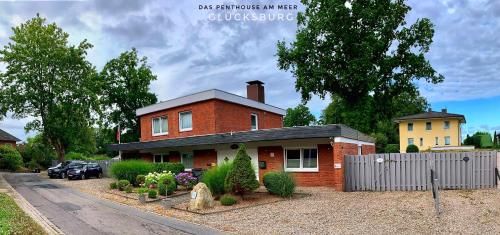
left=52, top=159, right=120, bottom=177
left=344, top=151, right=498, bottom=192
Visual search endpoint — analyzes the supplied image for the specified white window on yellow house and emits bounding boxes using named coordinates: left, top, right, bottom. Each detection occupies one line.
left=444, top=121, right=450, bottom=129
left=426, top=122, right=432, bottom=130
left=408, top=138, right=414, bottom=145
left=445, top=136, right=451, bottom=145
left=435, top=137, right=439, bottom=145
left=408, top=123, right=413, bottom=131
left=419, top=138, right=423, bottom=146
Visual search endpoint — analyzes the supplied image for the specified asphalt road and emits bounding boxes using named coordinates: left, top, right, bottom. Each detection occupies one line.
left=4, top=173, right=222, bottom=235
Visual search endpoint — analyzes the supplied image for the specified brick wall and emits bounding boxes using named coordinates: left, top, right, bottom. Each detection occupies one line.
left=139, top=99, right=283, bottom=142
left=332, top=142, right=358, bottom=191
left=257, top=146, right=284, bottom=182
left=193, top=149, right=217, bottom=169
left=362, top=145, right=376, bottom=155
left=0, top=141, right=16, bottom=147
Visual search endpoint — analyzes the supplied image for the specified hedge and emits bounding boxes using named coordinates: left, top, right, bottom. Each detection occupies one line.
left=0, top=145, right=23, bottom=171
left=110, top=160, right=186, bottom=185
left=150, top=162, right=185, bottom=175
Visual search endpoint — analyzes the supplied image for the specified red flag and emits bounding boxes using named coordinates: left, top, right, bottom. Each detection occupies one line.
left=116, top=124, right=121, bottom=143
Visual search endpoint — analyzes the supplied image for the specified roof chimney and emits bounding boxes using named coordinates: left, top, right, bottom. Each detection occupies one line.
left=246, top=80, right=265, bottom=103
left=441, top=108, right=447, bottom=113
left=428, top=108, right=432, bottom=112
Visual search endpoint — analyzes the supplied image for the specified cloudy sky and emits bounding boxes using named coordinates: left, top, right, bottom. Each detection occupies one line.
left=0, top=0, right=499, bottom=141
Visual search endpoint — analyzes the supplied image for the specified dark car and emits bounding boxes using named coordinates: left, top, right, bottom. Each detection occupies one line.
left=67, top=163, right=103, bottom=180
left=47, top=160, right=86, bottom=179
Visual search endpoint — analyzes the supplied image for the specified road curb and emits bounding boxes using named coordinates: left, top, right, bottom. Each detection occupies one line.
left=0, top=173, right=64, bottom=235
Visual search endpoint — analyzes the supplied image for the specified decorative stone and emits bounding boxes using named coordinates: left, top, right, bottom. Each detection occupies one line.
left=188, top=182, right=214, bottom=210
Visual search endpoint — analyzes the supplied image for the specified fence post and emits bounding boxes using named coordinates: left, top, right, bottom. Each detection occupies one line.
left=497, top=152, right=500, bottom=190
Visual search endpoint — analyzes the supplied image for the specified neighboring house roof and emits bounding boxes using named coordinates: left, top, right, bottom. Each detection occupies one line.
left=394, top=111, right=466, bottom=123
left=109, top=124, right=375, bottom=151
left=136, top=89, right=286, bottom=117
left=0, top=129, right=20, bottom=142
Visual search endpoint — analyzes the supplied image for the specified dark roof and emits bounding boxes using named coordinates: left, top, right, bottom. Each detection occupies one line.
left=394, top=111, right=466, bottom=123
left=109, top=124, right=375, bottom=151
left=0, top=129, right=20, bottom=142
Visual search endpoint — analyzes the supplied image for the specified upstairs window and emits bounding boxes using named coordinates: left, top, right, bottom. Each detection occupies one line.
left=444, top=121, right=450, bottom=129
left=251, top=113, right=258, bottom=131
left=179, top=111, right=192, bottom=132
left=285, top=148, right=318, bottom=171
left=152, top=116, right=168, bottom=136
left=407, top=123, right=413, bottom=131
left=445, top=136, right=451, bottom=145
left=426, top=122, right=432, bottom=130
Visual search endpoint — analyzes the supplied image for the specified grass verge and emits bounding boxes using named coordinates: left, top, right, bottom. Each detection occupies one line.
left=0, top=193, right=46, bottom=235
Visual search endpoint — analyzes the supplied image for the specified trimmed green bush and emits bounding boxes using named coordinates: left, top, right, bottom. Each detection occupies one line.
left=110, top=182, right=118, bottom=189
left=137, top=188, right=148, bottom=194
left=406, top=144, right=419, bottom=153
left=158, top=182, right=167, bottom=196
left=150, top=162, right=185, bottom=175
left=125, top=185, right=133, bottom=193
left=385, top=144, right=400, bottom=153
left=263, top=172, right=296, bottom=198
left=202, top=160, right=233, bottom=198
left=117, top=180, right=130, bottom=191
left=220, top=195, right=237, bottom=206
left=136, top=175, right=146, bottom=186
left=0, top=145, right=23, bottom=171
left=110, top=160, right=152, bottom=185
left=225, top=144, right=259, bottom=197
left=148, top=190, right=157, bottom=199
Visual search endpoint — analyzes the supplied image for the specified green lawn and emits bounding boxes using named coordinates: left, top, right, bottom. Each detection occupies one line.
left=0, top=193, right=46, bottom=235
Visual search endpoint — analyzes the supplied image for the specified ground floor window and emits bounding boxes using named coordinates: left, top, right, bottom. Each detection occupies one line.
left=444, top=136, right=451, bottom=145
left=285, top=148, right=318, bottom=172
left=181, top=153, right=194, bottom=169
left=153, top=154, right=169, bottom=163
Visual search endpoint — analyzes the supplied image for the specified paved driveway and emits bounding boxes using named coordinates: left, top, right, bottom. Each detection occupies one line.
left=4, top=173, right=222, bottom=235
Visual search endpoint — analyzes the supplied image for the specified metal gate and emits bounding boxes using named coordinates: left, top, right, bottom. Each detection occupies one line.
left=344, top=151, right=498, bottom=192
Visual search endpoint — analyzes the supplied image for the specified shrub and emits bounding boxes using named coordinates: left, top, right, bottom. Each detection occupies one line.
left=151, top=163, right=185, bottom=175
left=202, top=161, right=233, bottom=197
left=263, top=172, right=296, bottom=198
left=385, top=144, right=400, bottom=153
left=136, top=175, right=146, bottom=186
left=125, top=185, right=133, bottom=193
left=220, top=195, right=237, bottom=206
left=225, top=144, right=259, bottom=197
left=158, top=182, right=167, bottom=196
left=406, top=144, right=419, bottom=153
left=65, top=152, right=88, bottom=160
left=0, top=145, right=23, bottom=171
left=148, top=190, right=157, bottom=199
left=109, top=182, right=118, bottom=189
left=166, top=180, right=176, bottom=196
left=110, top=160, right=152, bottom=185
left=117, top=180, right=130, bottom=191
left=145, top=171, right=175, bottom=188
left=175, top=172, right=197, bottom=189
left=137, top=188, right=149, bottom=194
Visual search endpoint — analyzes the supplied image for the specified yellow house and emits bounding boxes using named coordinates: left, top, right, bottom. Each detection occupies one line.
left=395, top=109, right=466, bottom=153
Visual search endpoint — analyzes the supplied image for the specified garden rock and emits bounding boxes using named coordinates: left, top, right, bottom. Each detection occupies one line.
left=188, top=182, right=214, bottom=210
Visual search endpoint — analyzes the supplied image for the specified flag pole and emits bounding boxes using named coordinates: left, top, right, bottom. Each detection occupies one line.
left=118, top=124, right=122, bottom=160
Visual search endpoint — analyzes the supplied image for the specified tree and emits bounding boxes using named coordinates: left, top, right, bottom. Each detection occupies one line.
left=0, top=15, right=100, bottom=162
left=224, top=144, right=259, bottom=198
left=284, top=104, right=316, bottom=127
left=18, top=133, right=56, bottom=169
left=277, top=0, right=441, bottom=151
left=100, top=48, right=157, bottom=143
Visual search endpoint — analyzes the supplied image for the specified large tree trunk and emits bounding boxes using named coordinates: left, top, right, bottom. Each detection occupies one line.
left=53, top=141, right=65, bottom=163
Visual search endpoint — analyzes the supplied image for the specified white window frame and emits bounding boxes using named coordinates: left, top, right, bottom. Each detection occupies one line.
left=152, top=116, right=168, bottom=136
left=435, top=137, right=439, bottom=146
left=251, top=113, right=259, bottom=131
left=357, top=145, right=362, bottom=155
left=444, top=136, right=451, bottom=145
left=426, top=122, right=432, bottom=131
left=179, top=111, right=193, bottom=132
left=419, top=138, right=423, bottom=146
left=181, top=152, right=194, bottom=171
left=284, top=147, right=319, bottom=172
left=407, top=123, right=413, bottom=131
left=153, top=153, right=168, bottom=163
left=408, top=138, right=414, bottom=145
left=444, top=121, right=450, bottom=130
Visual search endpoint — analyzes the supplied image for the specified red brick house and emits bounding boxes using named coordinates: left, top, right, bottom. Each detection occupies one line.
left=0, top=128, right=20, bottom=147
left=110, top=81, right=375, bottom=190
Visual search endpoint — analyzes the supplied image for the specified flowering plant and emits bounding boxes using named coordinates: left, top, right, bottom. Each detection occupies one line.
left=145, top=171, right=175, bottom=188
left=175, top=172, right=198, bottom=189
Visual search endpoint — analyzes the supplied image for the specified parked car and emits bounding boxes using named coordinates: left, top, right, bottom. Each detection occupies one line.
left=47, top=160, right=86, bottom=179
left=67, top=162, right=103, bottom=180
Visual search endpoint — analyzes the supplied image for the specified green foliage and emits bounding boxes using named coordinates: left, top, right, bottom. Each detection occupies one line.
left=117, top=180, right=130, bottom=191
left=136, top=175, right=146, bottom=186
left=17, top=134, right=55, bottom=169
left=109, top=182, right=118, bottom=190
left=65, top=152, right=87, bottom=160
left=110, top=160, right=152, bottom=185
left=0, top=145, right=23, bottom=171
left=385, top=144, right=400, bottom=153
left=0, top=15, right=100, bottom=162
left=224, top=144, right=259, bottom=196
left=283, top=104, right=316, bottom=127
left=137, top=188, right=149, bottom=194
left=263, top=172, right=296, bottom=198
left=158, top=182, right=167, bottom=196
left=464, top=132, right=494, bottom=148
left=220, top=195, right=237, bottom=206
left=494, top=131, right=499, bottom=149
left=150, top=163, right=185, bottom=175
left=406, top=144, right=419, bottom=153
left=148, top=190, right=157, bottom=199
left=100, top=48, right=158, bottom=142
left=94, top=127, right=118, bottom=157
left=202, top=161, right=233, bottom=197
left=167, top=181, right=176, bottom=196
left=124, top=185, right=133, bottom=193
